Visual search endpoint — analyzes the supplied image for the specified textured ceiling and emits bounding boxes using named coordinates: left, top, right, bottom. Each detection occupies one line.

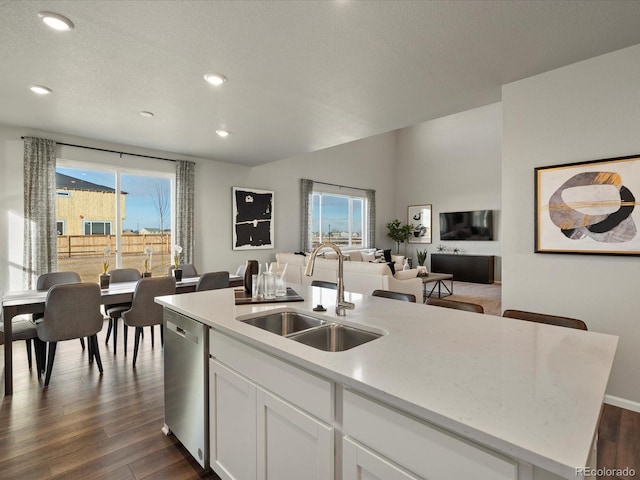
left=2, top=1, right=640, bottom=166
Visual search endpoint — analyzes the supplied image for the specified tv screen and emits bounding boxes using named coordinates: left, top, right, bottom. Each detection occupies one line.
left=439, top=210, right=494, bottom=240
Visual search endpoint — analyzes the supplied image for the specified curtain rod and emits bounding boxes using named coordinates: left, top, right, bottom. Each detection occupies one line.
left=21, top=137, right=178, bottom=163
left=312, top=180, right=374, bottom=193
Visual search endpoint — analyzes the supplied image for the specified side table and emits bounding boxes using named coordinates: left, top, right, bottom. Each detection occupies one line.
left=421, top=273, right=453, bottom=303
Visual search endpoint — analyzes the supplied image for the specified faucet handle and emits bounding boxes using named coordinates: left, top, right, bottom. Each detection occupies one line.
left=335, top=300, right=355, bottom=316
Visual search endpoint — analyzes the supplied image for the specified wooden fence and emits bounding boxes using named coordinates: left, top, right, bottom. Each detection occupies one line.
left=56, top=234, right=172, bottom=258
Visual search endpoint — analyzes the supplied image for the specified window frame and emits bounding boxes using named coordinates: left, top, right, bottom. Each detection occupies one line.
left=310, top=189, right=367, bottom=249
left=82, top=220, right=113, bottom=235
left=55, top=159, right=175, bottom=268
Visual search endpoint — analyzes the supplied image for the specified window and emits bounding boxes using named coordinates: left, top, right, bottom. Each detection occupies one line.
left=83, top=221, right=112, bottom=235
left=55, top=163, right=174, bottom=281
left=310, top=192, right=366, bottom=248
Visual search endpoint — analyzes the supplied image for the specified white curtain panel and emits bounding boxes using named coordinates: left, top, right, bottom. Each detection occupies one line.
left=300, top=179, right=314, bottom=252
left=23, top=137, right=57, bottom=288
left=366, top=188, right=376, bottom=248
left=175, top=160, right=195, bottom=264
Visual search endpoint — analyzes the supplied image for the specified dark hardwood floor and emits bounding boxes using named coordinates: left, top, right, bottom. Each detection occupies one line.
left=0, top=320, right=219, bottom=480
left=1, top=319, right=638, bottom=479
left=598, top=404, right=640, bottom=480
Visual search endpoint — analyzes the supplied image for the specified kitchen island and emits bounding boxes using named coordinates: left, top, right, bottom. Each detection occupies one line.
left=156, top=284, right=618, bottom=480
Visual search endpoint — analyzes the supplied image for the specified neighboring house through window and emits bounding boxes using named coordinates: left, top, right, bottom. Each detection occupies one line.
left=83, top=220, right=112, bottom=235
left=55, top=163, right=174, bottom=280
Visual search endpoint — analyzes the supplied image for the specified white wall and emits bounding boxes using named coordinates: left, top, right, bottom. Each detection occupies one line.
left=216, top=131, right=399, bottom=271
left=0, top=126, right=397, bottom=293
left=395, top=103, right=502, bottom=278
left=502, top=44, right=640, bottom=402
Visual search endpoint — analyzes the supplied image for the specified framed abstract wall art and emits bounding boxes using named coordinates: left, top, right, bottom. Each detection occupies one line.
left=535, top=154, right=640, bottom=255
left=232, top=187, right=274, bottom=250
left=408, top=204, right=432, bottom=244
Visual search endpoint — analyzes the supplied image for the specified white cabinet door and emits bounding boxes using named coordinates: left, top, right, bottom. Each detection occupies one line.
left=209, top=359, right=257, bottom=480
left=343, top=437, right=421, bottom=480
left=256, top=388, right=334, bottom=480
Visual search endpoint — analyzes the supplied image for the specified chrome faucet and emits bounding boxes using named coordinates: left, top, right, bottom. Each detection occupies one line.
left=305, top=242, right=355, bottom=316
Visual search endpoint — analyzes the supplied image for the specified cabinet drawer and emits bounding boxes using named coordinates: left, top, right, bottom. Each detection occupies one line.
left=343, top=437, right=420, bottom=480
left=343, top=389, right=517, bottom=480
left=210, top=330, right=333, bottom=423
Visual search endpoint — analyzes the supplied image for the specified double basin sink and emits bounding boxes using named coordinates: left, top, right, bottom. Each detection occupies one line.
left=241, top=311, right=383, bottom=352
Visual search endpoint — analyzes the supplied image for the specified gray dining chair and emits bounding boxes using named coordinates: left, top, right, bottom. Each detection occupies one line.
left=122, top=276, right=176, bottom=367
left=35, top=271, right=85, bottom=353
left=104, top=268, right=141, bottom=354
left=36, top=271, right=82, bottom=291
left=196, top=271, right=230, bottom=291
left=372, top=289, right=416, bottom=303
left=0, top=314, right=40, bottom=370
left=36, top=283, right=105, bottom=387
left=168, top=264, right=198, bottom=278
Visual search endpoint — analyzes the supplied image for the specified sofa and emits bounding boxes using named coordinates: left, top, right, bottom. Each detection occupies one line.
left=275, top=252, right=423, bottom=300
left=314, top=248, right=407, bottom=273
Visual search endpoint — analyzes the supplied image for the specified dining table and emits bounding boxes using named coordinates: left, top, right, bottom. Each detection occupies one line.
left=1, top=274, right=243, bottom=395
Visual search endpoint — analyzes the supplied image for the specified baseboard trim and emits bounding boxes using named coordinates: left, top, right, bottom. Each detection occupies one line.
left=605, top=394, right=640, bottom=413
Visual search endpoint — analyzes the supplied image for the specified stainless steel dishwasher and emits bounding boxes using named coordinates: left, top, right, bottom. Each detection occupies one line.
left=162, top=307, right=208, bottom=468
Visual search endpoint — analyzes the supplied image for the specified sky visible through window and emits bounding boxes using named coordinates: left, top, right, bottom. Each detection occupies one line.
left=312, top=194, right=363, bottom=233
left=56, top=167, right=171, bottom=232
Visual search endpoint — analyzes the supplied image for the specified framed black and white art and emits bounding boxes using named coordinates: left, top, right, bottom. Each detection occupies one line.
left=232, top=187, right=274, bottom=250
left=535, top=154, right=640, bottom=255
left=408, top=204, right=432, bottom=244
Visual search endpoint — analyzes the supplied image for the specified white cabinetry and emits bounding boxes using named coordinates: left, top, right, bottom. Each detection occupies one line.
left=209, top=330, right=334, bottom=480
left=343, top=389, right=519, bottom=480
left=256, top=388, right=333, bottom=480
left=343, top=437, right=421, bottom=480
left=209, top=359, right=257, bottom=480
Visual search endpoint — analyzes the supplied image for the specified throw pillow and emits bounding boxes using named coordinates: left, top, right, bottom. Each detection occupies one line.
left=383, top=249, right=392, bottom=262
left=361, top=252, right=375, bottom=262
left=394, top=269, right=418, bottom=280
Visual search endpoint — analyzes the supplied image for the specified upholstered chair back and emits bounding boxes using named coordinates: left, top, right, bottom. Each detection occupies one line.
left=36, top=271, right=81, bottom=290
left=37, top=283, right=104, bottom=342
left=122, top=277, right=176, bottom=328
left=196, top=271, right=230, bottom=291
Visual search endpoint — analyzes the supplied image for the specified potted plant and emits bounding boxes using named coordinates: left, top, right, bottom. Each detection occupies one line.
left=100, top=247, right=111, bottom=288
left=386, top=219, right=413, bottom=254
left=143, top=246, right=153, bottom=277
left=416, top=248, right=428, bottom=276
left=173, top=245, right=183, bottom=281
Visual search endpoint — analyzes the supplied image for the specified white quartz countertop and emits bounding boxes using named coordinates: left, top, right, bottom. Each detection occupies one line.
left=156, top=284, right=618, bottom=478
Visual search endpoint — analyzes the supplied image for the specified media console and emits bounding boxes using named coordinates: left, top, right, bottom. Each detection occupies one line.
left=431, top=253, right=495, bottom=284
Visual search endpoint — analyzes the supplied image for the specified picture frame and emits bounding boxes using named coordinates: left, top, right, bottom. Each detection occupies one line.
left=535, top=154, right=640, bottom=255
left=408, top=204, right=432, bottom=244
left=232, top=187, right=274, bottom=250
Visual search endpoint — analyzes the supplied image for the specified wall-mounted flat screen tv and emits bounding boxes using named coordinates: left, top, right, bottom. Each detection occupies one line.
left=439, top=210, right=494, bottom=240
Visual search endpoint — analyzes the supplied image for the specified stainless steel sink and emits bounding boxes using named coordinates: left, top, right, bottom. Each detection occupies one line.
left=288, top=323, right=382, bottom=352
left=241, top=311, right=327, bottom=336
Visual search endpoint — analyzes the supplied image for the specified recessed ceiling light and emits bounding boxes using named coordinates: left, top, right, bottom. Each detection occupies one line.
left=38, top=11, right=74, bottom=31
left=139, top=111, right=154, bottom=117
left=204, top=74, right=227, bottom=86
left=216, top=129, right=230, bottom=138
left=29, top=85, right=52, bottom=95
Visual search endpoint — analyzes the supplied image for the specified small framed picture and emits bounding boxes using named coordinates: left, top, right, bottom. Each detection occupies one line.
left=535, top=154, right=640, bottom=255
left=408, top=204, right=432, bottom=244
